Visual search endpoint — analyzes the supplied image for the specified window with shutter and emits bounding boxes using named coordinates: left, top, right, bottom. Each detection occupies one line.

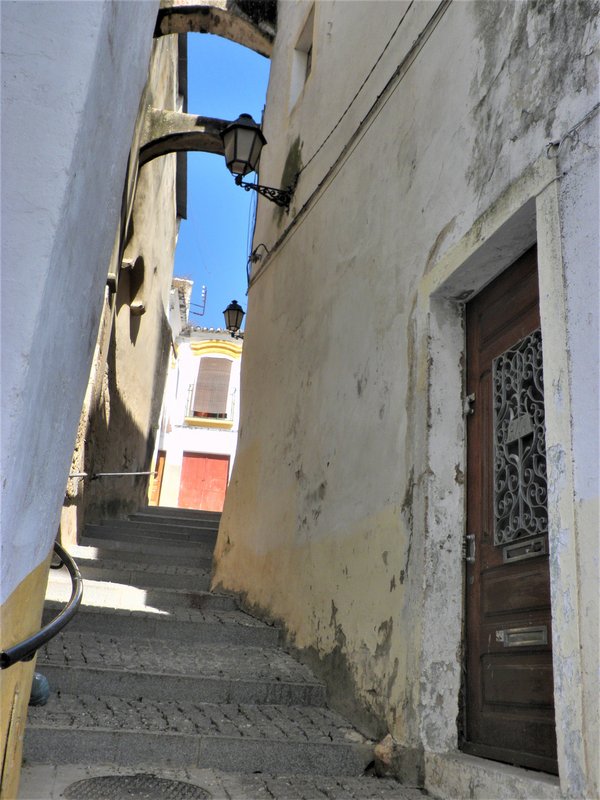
left=193, top=357, right=232, bottom=418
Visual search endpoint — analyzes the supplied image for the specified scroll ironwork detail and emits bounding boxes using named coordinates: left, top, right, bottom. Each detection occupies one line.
left=493, top=329, right=547, bottom=546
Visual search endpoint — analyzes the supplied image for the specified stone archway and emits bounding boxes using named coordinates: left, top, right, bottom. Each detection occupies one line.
left=142, top=1, right=275, bottom=166
left=154, top=0, right=275, bottom=58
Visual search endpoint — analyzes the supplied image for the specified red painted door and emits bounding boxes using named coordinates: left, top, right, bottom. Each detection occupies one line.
left=178, top=453, right=230, bottom=512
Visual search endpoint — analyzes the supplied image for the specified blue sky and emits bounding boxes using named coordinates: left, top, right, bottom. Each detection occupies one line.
left=174, top=34, right=271, bottom=329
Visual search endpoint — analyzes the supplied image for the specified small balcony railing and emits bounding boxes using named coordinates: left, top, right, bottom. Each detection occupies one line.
left=184, top=384, right=236, bottom=426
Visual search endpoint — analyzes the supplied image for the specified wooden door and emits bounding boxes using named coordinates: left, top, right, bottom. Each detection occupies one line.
left=178, top=452, right=229, bottom=512
left=463, top=247, right=557, bottom=773
left=148, top=450, right=166, bottom=506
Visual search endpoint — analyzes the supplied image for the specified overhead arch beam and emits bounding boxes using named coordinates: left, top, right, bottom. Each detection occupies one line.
left=154, top=1, right=274, bottom=58
left=139, top=107, right=229, bottom=168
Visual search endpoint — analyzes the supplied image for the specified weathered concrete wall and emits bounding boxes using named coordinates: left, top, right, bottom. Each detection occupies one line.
left=538, top=114, right=599, bottom=797
left=63, top=34, right=183, bottom=531
left=213, top=1, right=599, bottom=797
left=0, top=2, right=158, bottom=795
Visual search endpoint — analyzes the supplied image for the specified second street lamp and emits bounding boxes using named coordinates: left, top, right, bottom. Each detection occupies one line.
left=223, top=300, right=245, bottom=337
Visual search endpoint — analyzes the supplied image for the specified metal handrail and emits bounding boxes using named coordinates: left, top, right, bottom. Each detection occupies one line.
left=0, top=541, right=83, bottom=670
left=69, top=471, right=156, bottom=480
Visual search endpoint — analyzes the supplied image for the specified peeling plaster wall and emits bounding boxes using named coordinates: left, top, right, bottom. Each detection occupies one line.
left=559, top=128, right=600, bottom=794
left=213, top=1, right=598, bottom=795
left=537, top=116, right=600, bottom=796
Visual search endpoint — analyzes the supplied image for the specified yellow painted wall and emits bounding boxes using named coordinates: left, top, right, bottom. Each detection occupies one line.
left=0, top=555, right=51, bottom=799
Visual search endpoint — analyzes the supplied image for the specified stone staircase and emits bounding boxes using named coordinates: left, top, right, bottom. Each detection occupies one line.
left=19, top=507, right=424, bottom=799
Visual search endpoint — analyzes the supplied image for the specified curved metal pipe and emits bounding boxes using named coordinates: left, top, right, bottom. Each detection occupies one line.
left=0, top=542, right=83, bottom=670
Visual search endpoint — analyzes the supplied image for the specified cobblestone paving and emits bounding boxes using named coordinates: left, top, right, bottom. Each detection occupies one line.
left=69, top=548, right=212, bottom=576
left=28, top=694, right=362, bottom=743
left=46, top=573, right=236, bottom=613
left=39, top=633, right=321, bottom=683
left=19, top=765, right=426, bottom=800
left=84, top=526, right=216, bottom=549
left=44, top=599, right=274, bottom=627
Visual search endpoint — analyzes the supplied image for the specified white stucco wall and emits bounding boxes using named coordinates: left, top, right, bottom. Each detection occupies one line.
left=0, top=0, right=159, bottom=603
left=214, top=1, right=599, bottom=796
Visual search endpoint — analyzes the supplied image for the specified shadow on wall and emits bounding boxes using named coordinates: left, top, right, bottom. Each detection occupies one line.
left=61, top=294, right=172, bottom=541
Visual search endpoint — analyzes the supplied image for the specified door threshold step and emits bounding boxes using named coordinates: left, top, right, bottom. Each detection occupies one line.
left=26, top=695, right=372, bottom=776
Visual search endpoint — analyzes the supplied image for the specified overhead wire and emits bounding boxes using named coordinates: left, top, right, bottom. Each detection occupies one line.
left=297, top=0, right=415, bottom=179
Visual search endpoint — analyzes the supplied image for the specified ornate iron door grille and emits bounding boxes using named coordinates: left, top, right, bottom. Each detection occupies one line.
left=493, top=329, right=547, bottom=546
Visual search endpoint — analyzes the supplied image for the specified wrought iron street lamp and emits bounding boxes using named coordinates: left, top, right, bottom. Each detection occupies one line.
left=221, top=114, right=295, bottom=210
left=223, top=300, right=245, bottom=337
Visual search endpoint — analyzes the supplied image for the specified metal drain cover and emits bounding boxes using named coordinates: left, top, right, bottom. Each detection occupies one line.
left=63, top=774, right=212, bottom=800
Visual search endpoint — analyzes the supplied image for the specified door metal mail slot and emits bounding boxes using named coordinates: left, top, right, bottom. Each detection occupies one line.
left=496, top=625, right=548, bottom=648
left=503, top=536, right=546, bottom=563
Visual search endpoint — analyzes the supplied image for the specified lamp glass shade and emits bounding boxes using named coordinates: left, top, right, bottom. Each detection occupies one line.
left=223, top=300, right=245, bottom=333
left=222, top=114, right=266, bottom=176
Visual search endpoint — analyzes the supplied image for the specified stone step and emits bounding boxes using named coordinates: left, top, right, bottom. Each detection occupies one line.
left=127, top=516, right=220, bottom=534
left=42, top=602, right=280, bottom=647
left=135, top=506, right=222, bottom=523
left=88, top=518, right=219, bottom=538
left=25, top=694, right=372, bottom=775
left=46, top=571, right=235, bottom=613
left=122, top=517, right=220, bottom=535
left=19, top=765, right=425, bottom=800
left=71, top=557, right=212, bottom=592
left=81, top=534, right=212, bottom=567
left=84, top=524, right=216, bottom=551
left=75, top=539, right=213, bottom=568
left=36, top=633, right=327, bottom=706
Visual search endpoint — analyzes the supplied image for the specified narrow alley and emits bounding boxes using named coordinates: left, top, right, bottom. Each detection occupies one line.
left=3, top=3, right=597, bottom=799
left=19, top=507, right=424, bottom=800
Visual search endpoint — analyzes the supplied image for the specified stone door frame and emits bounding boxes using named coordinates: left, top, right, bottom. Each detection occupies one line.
left=413, top=154, right=587, bottom=798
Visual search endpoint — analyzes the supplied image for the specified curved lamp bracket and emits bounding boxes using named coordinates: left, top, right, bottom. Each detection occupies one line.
left=139, top=108, right=228, bottom=167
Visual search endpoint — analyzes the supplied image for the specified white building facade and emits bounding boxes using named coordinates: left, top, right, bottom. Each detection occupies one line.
left=151, top=305, right=242, bottom=512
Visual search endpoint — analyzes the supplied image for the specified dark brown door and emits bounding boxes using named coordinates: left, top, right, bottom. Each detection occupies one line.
left=463, top=247, right=557, bottom=774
